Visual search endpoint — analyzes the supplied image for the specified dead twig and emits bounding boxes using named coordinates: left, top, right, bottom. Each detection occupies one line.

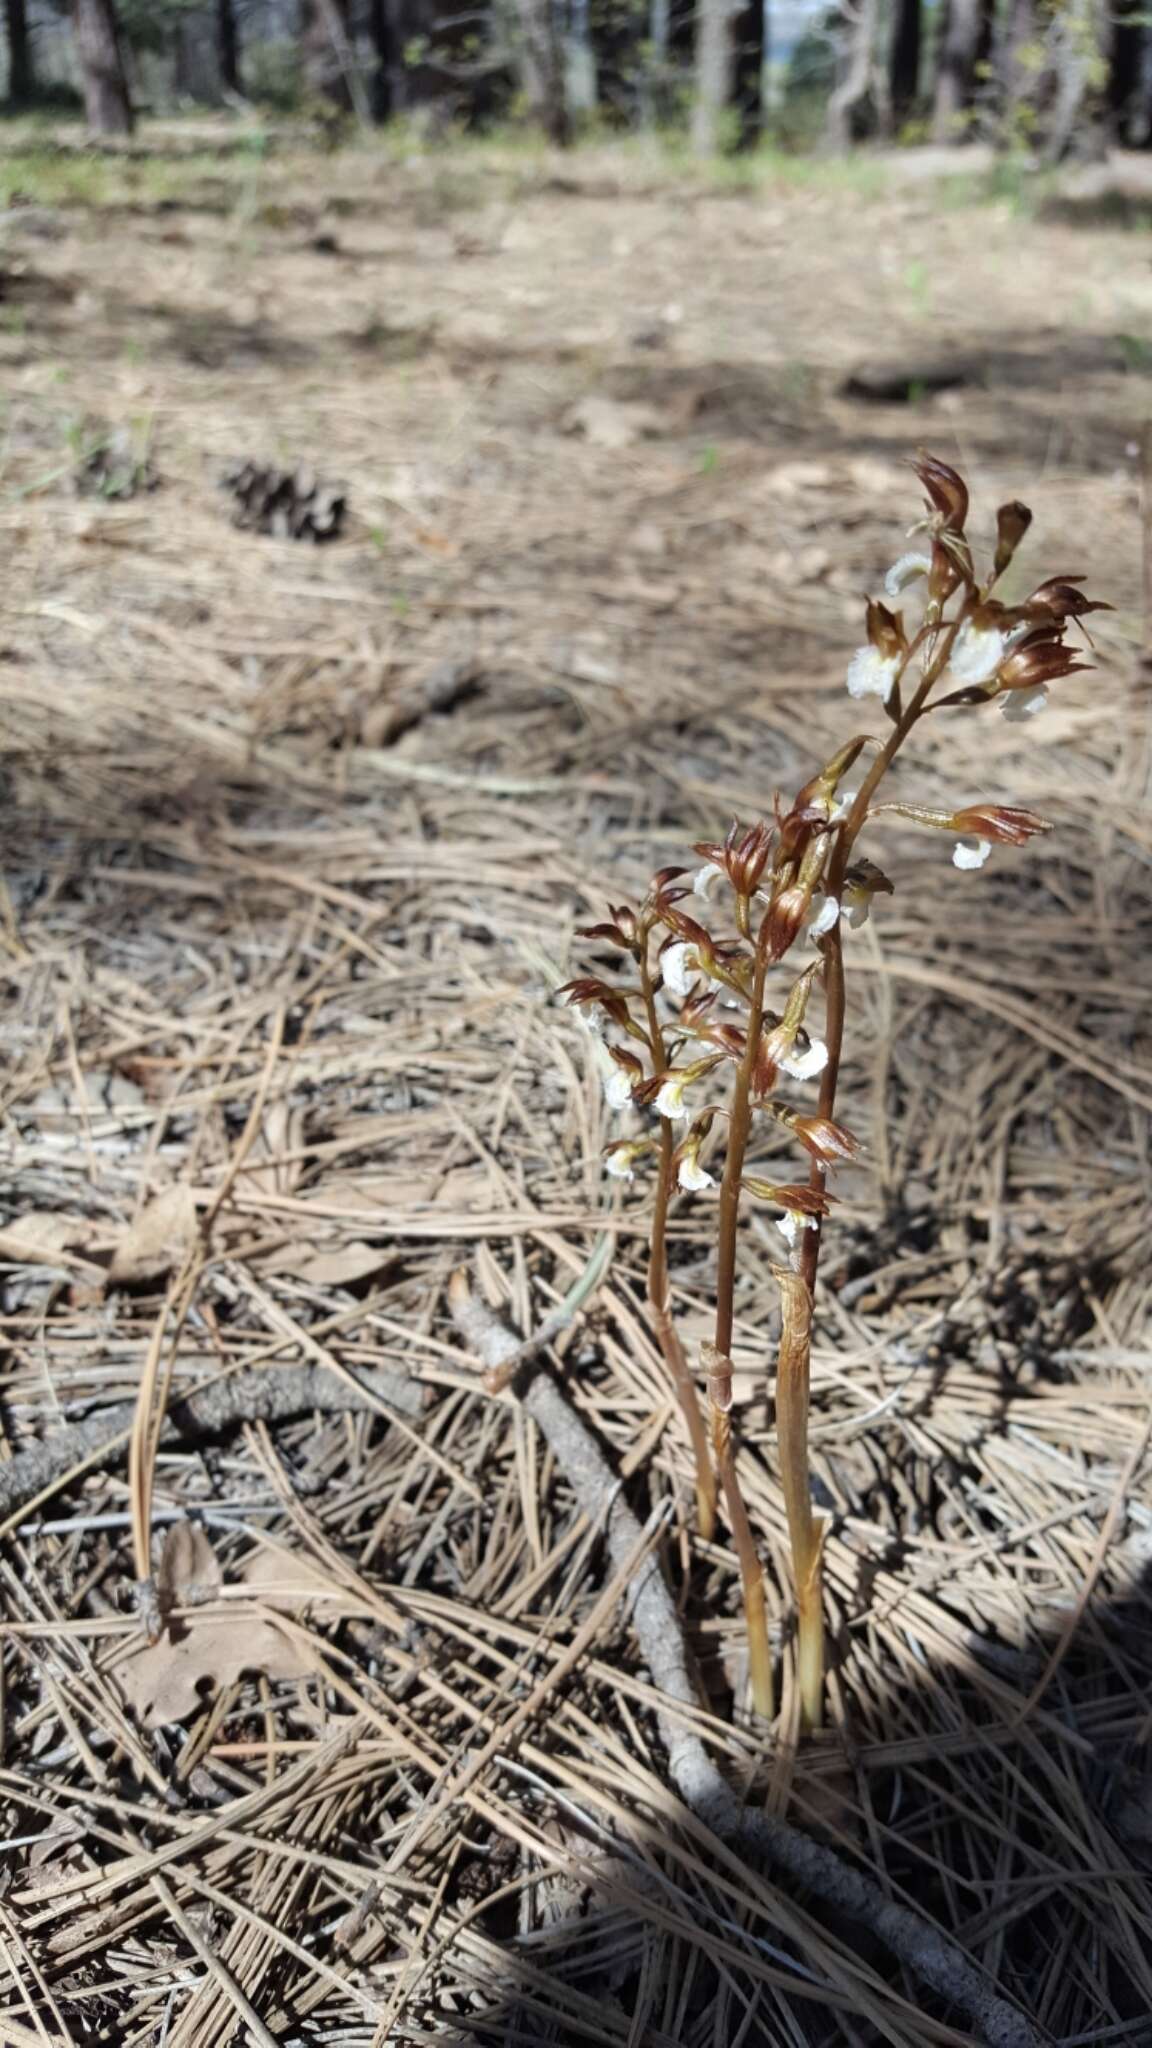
left=0, top=1362, right=425, bottom=1534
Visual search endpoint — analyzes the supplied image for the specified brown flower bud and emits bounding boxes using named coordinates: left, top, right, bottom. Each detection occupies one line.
left=741, top=1179, right=833, bottom=1215
left=914, top=453, right=969, bottom=534
left=865, top=598, right=905, bottom=661
left=929, top=531, right=974, bottom=602
left=794, top=736, right=870, bottom=818
left=576, top=909, right=638, bottom=952
left=1024, top=576, right=1111, bottom=623
left=759, top=883, right=810, bottom=963
left=994, top=499, right=1033, bottom=577
left=557, top=977, right=640, bottom=1037
left=998, top=634, right=1091, bottom=692
left=949, top=804, right=1052, bottom=846
left=692, top=817, right=775, bottom=897
left=766, top=1103, right=861, bottom=1163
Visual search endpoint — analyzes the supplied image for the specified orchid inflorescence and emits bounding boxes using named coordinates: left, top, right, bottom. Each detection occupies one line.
left=559, top=454, right=1105, bottom=1731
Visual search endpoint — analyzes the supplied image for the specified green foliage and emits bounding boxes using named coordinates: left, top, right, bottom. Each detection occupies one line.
left=117, top=0, right=202, bottom=56
left=243, top=40, right=304, bottom=113
left=0, top=148, right=110, bottom=207
left=1117, top=334, right=1152, bottom=373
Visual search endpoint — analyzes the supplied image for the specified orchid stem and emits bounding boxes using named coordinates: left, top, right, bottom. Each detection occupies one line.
left=709, top=945, right=775, bottom=1717
left=640, top=953, right=718, bottom=1542
left=785, top=624, right=961, bottom=1730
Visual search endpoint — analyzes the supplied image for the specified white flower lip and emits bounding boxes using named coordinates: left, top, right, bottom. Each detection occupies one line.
left=655, top=1076, right=692, bottom=1120
left=781, top=1037, right=829, bottom=1080
left=1002, top=684, right=1048, bottom=722
left=949, top=620, right=1008, bottom=688
left=883, top=551, right=931, bottom=599
left=604, top=1150, right=634, bottom=1180
left=604, top=1067, right=633, bottom=1110
left=677, top=1156, right=713, bottom=1192
left=662, top=942, right=698, bottom=997
left=692, top=862, right=724, bottom=899
left=808, top=894, right=841, bottom=939
left=952, top=837, right=992, bottom=870
left=846, top=645, right=901, bottom=705
left=776, top=1208, right=819, bottom=1247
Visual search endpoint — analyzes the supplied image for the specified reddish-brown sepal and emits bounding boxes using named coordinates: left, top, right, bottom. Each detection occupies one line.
left=994, top=500, right=1033, bottom=578
left=950, top=804, right=1051, bottom=846
left=914, top=453, right=969, bottom=534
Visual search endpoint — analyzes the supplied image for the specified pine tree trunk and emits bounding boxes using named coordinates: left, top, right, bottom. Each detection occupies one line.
left=1108, top=0, right=1144, bottom=140
left=513, top=0, right=570, bottom=143
left=824, top=0, right=877, bottom=148
left=692, top=0, right=738, bottom=152
left=1000, top=0, right=1034, bottom=129
left=931, top=0, right=983, bottom=140
left=1042, top=0, right=1106, bottom=157
left=4, top=0, right=33, bottom=105
left=732, top=0, right=765, bottom=146
left=368, top=0, right=393, bottom=119
left=889, top=0, right=921, bottom=125
left=72, top=0, right=133, bottom=136
left=217, top=0, right=241, bottom=95
left=303, top=0, right=372, bottom=119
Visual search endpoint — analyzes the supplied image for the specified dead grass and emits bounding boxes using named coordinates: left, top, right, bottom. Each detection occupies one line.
left=1, top=124, right=1151, bottom=2046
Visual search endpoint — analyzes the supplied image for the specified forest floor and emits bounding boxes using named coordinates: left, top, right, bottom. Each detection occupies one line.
left=1, top=121, right=1151, bottom=2047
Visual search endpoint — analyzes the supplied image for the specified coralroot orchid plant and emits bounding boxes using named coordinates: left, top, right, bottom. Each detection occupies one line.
left=561, top=455, right=1106, bottom=1732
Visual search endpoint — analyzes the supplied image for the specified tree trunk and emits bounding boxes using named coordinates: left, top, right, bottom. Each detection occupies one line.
left=692, top=0, right=738, bottom=152
left=889, top=0, right=921, bottom=124
left=72, top=0, right=133, bottom=136
left=304, top=0, right=373, bottom=119
left=999, top=0, right=1035, bottom=130
left=1042, top=0, right=1106, bottom=158
left=931, top=0, right=983, bottom=140
left=367, top=0, right=393, bottom=119
left=732, top=0, right=765, bottom=146
left=4, top=0, right=33, bottom=105
left=824, top=0, right=877, bottom=148
left=1108, top=0, right=1144, bottom=140
left=217, top=0, right=241, bottom=95
left=512, top=0, right=570, bottom=142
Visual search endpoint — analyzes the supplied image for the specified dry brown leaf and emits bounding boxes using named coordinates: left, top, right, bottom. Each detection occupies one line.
left=157, top=1520, right=222, bottom=1606
left=241, top=1545, right=335, bottom=1612
left=296, top=1240, right=393, bottom=1290
left=112, top=1542, right=334, bottom=1725
left=0, top=1212, right=103, bottom=1272
left=109, top=1184, right=198, bottom=1288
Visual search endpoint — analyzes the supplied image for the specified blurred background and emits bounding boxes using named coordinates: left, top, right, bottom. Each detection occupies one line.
left=5, top=0, right=1152, bottom=154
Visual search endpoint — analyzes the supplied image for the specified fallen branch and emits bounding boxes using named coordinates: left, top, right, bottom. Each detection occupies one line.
left=0, top=1363, right=425, bottom=1531
left=448, top=1273, right=1046, bottom=2048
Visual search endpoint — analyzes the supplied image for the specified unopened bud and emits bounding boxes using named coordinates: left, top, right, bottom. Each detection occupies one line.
left=994, top=499, right=1033, bottom=577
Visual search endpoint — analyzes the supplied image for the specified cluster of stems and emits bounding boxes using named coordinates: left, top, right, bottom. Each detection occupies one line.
left=562, top=455, right=1105, bottom=1731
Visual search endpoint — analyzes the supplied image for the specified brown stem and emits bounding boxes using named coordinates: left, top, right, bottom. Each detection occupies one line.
left=640, top=951, right=717, bottom=1541
left=707, top=947, right=775, bottom=1713
left=709, top=1376, right=774, bottom=1720
left=784, top=617, right=964, bottom=1728
left=714, top=947, right=769, bottom=1356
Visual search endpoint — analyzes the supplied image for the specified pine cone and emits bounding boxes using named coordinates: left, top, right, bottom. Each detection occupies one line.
left=221, top=461, right=346, bottom=542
